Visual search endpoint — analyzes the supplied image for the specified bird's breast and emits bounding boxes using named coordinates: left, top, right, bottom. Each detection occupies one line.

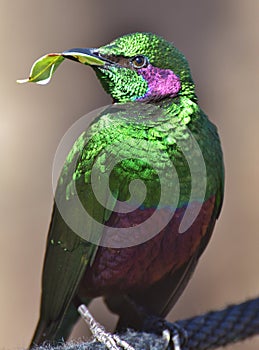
left=79, top=195, right=216, bottom=297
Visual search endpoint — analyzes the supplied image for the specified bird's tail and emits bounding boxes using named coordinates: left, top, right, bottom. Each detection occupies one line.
left=29, top=302, right=80, bottom=348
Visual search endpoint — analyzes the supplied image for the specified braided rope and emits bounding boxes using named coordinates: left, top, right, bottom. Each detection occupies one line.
left=178, top=297, right=259, bottom=349
left=35, top=297, right=259, bottom=350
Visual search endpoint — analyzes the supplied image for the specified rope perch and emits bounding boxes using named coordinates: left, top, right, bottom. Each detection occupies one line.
left=32, top=296, right=259, bottom=350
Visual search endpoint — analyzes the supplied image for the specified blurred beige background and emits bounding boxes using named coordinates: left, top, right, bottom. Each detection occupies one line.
left=1, top=0, right=258, bottom=349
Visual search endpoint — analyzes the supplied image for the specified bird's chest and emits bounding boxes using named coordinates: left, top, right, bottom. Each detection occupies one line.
left=80, top=196, right=215, bottom=297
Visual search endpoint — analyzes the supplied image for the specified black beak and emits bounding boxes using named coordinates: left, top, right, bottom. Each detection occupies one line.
left=62, top=48, right=110, bottom=67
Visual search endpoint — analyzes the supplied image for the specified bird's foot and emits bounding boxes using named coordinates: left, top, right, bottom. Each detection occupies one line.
left=78, top=304, right=135, bottom=350
left=143, top=315, right=188, bottom=350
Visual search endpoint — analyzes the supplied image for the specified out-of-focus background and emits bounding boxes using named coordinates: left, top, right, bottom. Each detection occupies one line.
left=1, top=0, right=258, bottom=349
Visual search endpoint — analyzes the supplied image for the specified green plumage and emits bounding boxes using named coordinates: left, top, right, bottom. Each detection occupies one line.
left=27, top=32, right=224, bottom=346
left=62, top=100, right=222, bottom=208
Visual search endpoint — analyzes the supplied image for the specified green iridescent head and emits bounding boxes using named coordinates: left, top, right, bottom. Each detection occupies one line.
left=19, top=33, right=197, bottom=103
left=17, top=32, right=195, bottom=103
left=91, top=32, right=196, bottom=102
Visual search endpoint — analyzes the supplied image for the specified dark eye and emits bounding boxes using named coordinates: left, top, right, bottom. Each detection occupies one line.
left=131, top=55, right=148, bottom=69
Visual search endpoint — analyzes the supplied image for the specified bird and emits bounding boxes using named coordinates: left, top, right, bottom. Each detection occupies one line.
left=27, top=32, right=224, bottom=347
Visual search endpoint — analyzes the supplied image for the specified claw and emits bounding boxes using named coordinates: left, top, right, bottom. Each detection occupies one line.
left=143, top=313, right=187, bottom=350
left=162, top=320, right=188, bottom=350
left=171, top=331, right=181, bottom=350
left=78, top=304, right=135, bottom=350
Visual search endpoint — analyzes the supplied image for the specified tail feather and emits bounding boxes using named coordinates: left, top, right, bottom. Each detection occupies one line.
left=29, top=301, right=80, bottom=348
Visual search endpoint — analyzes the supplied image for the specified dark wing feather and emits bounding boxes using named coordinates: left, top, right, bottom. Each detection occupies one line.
left=30, top=130, right=116, bottom=346
left=30, top=206, right=95, bottom=345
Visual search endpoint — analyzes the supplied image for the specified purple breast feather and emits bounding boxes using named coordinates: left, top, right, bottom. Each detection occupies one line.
left=137, top=64, right=181, bottom=101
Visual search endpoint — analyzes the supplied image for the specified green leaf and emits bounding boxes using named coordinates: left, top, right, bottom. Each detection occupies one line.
left=17, top=50, right=105, bottom=85
left=17, top=53, right=65, bottom=85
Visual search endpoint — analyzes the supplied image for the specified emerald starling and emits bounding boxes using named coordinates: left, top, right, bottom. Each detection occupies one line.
left=23, top=32, right=224, bottom=347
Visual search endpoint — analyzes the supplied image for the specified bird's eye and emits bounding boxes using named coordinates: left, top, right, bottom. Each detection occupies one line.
left=131, top=55, right=148, bottom=69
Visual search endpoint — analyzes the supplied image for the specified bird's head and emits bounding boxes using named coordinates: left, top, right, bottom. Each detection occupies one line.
left=65, top=32, right=196, bottom=103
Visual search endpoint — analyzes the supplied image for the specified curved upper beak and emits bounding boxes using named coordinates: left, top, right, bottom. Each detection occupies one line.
left=62, top=48, right=109, bottom=67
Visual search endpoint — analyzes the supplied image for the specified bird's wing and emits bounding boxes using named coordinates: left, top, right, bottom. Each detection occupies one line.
left=31, top=205, right=95, bottom=345
left=31, top=125, right=117, bottom=344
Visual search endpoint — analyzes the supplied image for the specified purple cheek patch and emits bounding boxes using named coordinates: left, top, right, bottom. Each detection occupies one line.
left=137, top=64, right=181, bottom=101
